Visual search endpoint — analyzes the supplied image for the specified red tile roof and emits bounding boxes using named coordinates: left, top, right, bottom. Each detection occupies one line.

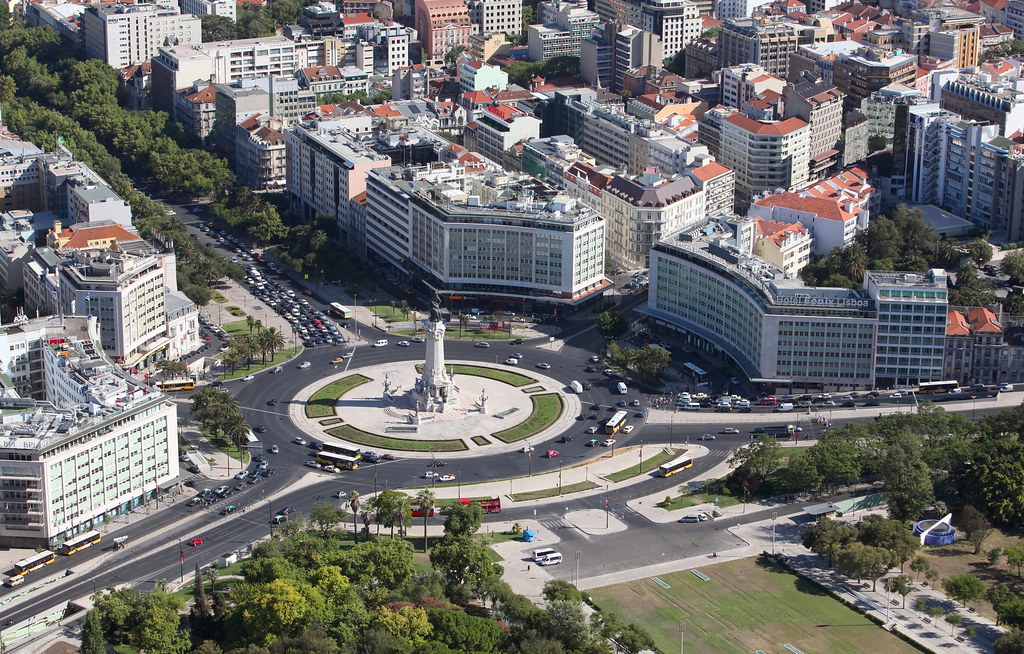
left=754, top=191, right=856, bottom=221
left=968, top=307, right=1002, bottom=333
left=183, top=84, right=217, bottom=103
left=725, top=113, right=807, bottom=135
left=946, top=310, right=971, bottom=336
left=754, top=217, right=809, bottom=247
left=689, top=161, right=731, bottom=182
left=64, top=224, right=143, bottom=250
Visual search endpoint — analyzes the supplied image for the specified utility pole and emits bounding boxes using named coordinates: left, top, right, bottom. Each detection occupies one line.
left=558, top=461, right=563, bottom=495
left=604, top=496, right=609, bottom=529
left=771, top=511, right=778, bottom=555
left=574, top=550, right=581, bottom=587
left=638, top=441, right=644, bottom=473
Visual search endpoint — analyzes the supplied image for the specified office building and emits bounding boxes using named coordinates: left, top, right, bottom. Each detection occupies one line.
left=285, top=121, right=392, bottom=248
left=467, top=0, right=523, bottom=37
left=528, top=5, right=602, bottom=60
left=464, top=104, right=542, bottom=167
left=179, top=0, right=235, bottom=20
left=213, top=77, right=316, bottom=162
left=831, top=47, right=917, bottom=111
left=150, top=37, right=302, bottom=114
left=939, top=72, right=1024, bottom=139
left=521, top=135, right=595, bottom=185
left=718, top=19, right=799, bottom=80
left=82, top=4, right=200, bottom=69
left=720, top=64, right=785, bottom=110
left=866, top=269, right=948, bottom=386
left=0, top=315, right=179, bottom=548
left=581, top=23, right=664, bottom=93
left=782, top=79, right=844, bottom=173
left=364, top=163, right=608, bottom=311
left=594, top=0, right=700, bottom=60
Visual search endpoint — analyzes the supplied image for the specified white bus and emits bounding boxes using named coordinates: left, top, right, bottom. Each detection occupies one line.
left=329, top=303, right=353, bottom=320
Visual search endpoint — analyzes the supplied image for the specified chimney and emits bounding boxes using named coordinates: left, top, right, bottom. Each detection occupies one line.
left=53, top=221, right=62, bottom=235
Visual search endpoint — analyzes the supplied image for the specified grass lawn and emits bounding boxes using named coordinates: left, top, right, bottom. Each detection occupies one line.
left=657, top=479, right=742, bottom=511
left=605, top=449, right=677, bottom=483
left=219, top=346, right=303, bottom=381
left=510, top=480, right=596, bottom=502
left=491, top=393, right=563, bottom=443
left=225, top=305, right=245, bottom=317
left=325, top=425, right=468, bottom=452
left=589, top=558, right=921, bottom=654
left=211, top=290, right=228, bottom=303
left=364, top=302, right=410, bottom=324
left=305, top=374, right=373, bottom=418
left=200, top=427, right=250, bottom=465
left=320, top=417, right=343, bottom=426
left=113, top=645, right=140, bottom=654
left=471, top=435, right=491, bottom=446
left=221, top=319, right=253, bottom=338
left=450, top=364, right=535, bottom=387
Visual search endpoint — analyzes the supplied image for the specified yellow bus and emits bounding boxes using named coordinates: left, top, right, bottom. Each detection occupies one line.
left=156, top=379, right=196, bottom=392
left=59, top=530, right=102, bottom=555
left=605, top=411, right=628, bottom=434
left=658, top=455, right=694, bottom=477
left=320, top=441, right=361, bottom=459
left=329, top=303, right=353, bottom=320
left=12, top=550, right=56, bottom=576
left=316, top=451, right=360, bottom=470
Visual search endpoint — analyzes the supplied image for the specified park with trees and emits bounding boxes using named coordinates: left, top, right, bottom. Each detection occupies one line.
left=79, top=501, right=656, bottom=654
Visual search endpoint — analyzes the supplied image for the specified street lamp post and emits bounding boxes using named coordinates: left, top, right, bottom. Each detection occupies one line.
left=638, top=441, right=644, bottom=474
left=269, top=498, right=274, bottom=537
left=177, top=536, right=184, bottom=582
left=458, top=471, right=462, bottom=499
left=528, top=450, right=532, bottom=477
left=558, top=461, right=563, bottom=496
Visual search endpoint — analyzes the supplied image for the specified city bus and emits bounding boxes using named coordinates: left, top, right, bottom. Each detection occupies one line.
left=682, top=362, right=709, bottom=387
left=658, top=455, right=694, bottom=478
left=917, top=380, right=960, bottom=395
left=316, top=451, right=360, bottom=470
left=329, top=303, right=353, bottom=320
left=12, top=550, right=56, bottom=576
left=59, top=530, right=102, bottom=555
left=458, top=497, right=502, bottom=514
left=320, top=441, right=361, bottom=459
left=156, top=379, right=195, bottom=392
left=605, top=411, right=628, bottom=434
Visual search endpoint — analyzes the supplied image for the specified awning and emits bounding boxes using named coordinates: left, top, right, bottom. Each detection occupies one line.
left=122, top=337, right=172, bottom=367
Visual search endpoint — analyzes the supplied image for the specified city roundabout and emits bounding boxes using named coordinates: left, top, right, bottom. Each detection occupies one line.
left=289, top=360, right=583, bottom=456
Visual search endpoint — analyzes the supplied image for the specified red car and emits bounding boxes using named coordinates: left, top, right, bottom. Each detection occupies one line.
left=302, top=289, right=313, bottom=296
left=189, top=537, right=204, bottom=547
left=546, top=450, right=560, bottom=458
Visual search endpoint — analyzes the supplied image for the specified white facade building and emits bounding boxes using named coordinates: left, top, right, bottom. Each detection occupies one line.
left=467, top=0, right=523, bottom=37
left=0, top=315, right=179, bottom=548
left=82, top=4, right=201, bottom=68
left=179, top=0, right=235, bottom=20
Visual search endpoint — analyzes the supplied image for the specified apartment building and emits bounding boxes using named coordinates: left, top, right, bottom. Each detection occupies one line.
left=82, top=4, right=200, bottom=69
left=908, top=112, right=1024, bottom=240
left=213, top=77, right=316, bottom=162
left=594, top=0, right=700, bottom=60
left=459, top=59, right=509, bottom=93
left=0, top=315, right=179, bottom=548
left=528, top=5, right=602, bottom=60
left=945, top=307, right=1024, bottom=386
left=150, top=37, right=302, bottom=114
left=416, top=0, right=474, bottom=61
left=700, top=107, right=810, bottom=210
left=751, top=217, right=812, bottom=277
left=467, top=0, right=523, bottom=37
left=364, top=164, right=608, bottom=310
left=782, top=79, right=844, bottom=172
left=718, top=19, right=799, bottom=80
left=174, top=82, right=218, bottom=142
left=285, top=122, right=392, bottom=249
left=749, top=190, right=859, bottom=253
left=236, top=116, right=288, bottom=191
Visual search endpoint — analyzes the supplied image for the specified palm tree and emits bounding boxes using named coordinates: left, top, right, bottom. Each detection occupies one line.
left=400, top=300, right=411, bottom=321
left=349, top=492, right=361, bottom=542
left=458, top=314, right=469, bottom=338
left=415, top=489, right=435, bottom=553
left=220, top=413, right=251, bottom=457
left=222, top=348, right=243, bottom=374
left=389, top=300, right=398, bottom=317
left=236, top=336, right=259, bottom=368
left=263, top=327, right=285, bottom=360
left=361, top=510, right=371, bottom=537
left=246, top=315, right=260, bottom=334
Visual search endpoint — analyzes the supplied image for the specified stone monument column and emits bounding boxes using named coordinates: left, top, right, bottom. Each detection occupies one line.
left=418, top=291, right=455, bottom=408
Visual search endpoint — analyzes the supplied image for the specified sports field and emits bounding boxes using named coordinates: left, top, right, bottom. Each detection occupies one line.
left=588, top=558, right=920, bottom=654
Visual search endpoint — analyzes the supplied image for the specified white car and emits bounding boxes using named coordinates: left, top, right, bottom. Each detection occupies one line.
left=679, top=512, right=712, bottom=523
left=304, top=460, right=322, bottom=469
left=397, top=341, right=410, bottom=347
left=335, top=490, right=348, bottom=499
left=410, top=337, right=425, bottom=343
left=504, top=357, right=519, bottom=365
left=438, top=474, right=456, bottom=482
left=601, top=439, right=616, bottom=447
left=423, top=471, right=439, bottom=478
left=234, top=471, right=248, bottom=479
left=322, top=465, right=338, bottom=473
left=621, top=425, right=635, bottom=434
left=1000, top=383, right=1015, bottom=392
left=242, top=375, right=255, bottom=381
left=721, top=427, right=739, bottom=434
left=521, top=445, right=535, bottom=452
left=699, top=433, right=716, bottom=440
left=298, top=362, right=312, bottom=369
left=293, top=437, right=307, bottom=445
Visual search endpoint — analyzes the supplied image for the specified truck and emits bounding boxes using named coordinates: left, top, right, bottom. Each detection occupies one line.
left=752, top=424, right=801, bottom=438
left=569, top=380, right=583, bottom=394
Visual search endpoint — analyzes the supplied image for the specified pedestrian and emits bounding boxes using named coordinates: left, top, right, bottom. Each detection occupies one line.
left=527, top=564, right=531, bottom=572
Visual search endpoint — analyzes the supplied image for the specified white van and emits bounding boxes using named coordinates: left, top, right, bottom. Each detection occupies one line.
left=774, top=403, right=794, bottom=412
left=683, top=402, right=701, bottom=411
left=570, top=380, right=583, bottom=394
left=538, top=552, right=563, bottom=566
left=616, top=381, right=628, bottom=395
left=532, top=547, right=557, bottom=562
left=3, top=575, right=25, bottom=587
left=372, top=339, right=389, bottom=348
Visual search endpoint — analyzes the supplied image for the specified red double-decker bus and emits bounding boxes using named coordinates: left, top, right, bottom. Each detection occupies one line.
left=460, top=497, right=501, bottom=514
left=410, top=504, right=436, bottom=517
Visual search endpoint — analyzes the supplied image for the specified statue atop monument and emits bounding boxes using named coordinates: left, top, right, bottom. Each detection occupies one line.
left=428, top=290, right=444, bottom=323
